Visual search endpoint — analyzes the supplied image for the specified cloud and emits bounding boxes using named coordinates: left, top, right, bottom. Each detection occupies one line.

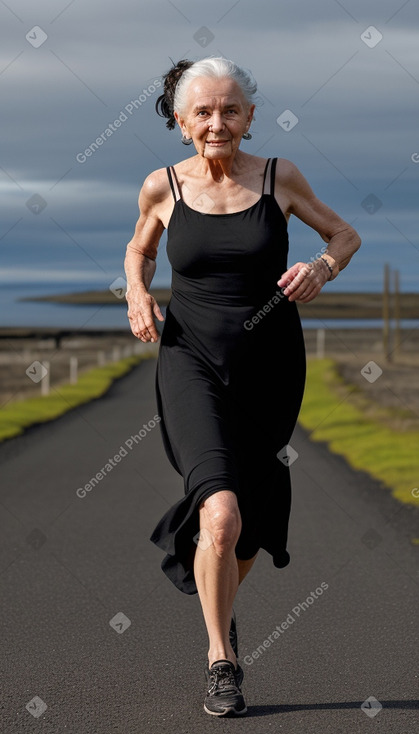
left=1, top=0, right=418, bottom=298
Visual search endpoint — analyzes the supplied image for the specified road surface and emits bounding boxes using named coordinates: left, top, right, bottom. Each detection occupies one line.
left=1, top=356, right=418, bottom=732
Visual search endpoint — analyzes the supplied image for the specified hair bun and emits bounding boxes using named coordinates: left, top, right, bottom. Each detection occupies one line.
left=155, top=59, right=194, bottom=130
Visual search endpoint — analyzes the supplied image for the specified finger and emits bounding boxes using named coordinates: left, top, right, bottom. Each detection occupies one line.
left=283, top=267, right=311, bottom=296
left=288, top=290, right=311, bottom=303
left=277, top=274, right=291, bottom=287
left=293, top=284, right=319, bottom=303
left=296, top=289, right=318, bottom=303
left=128, top=311, right=149, bottom=341
left=127, top=306, right=156, bottom=341
left=138, top=312, right=161, bottom=342
left=138, top=330, right=152, bottom=342
left=280, top=262, right=304, bottom=278
left=138, top=325, right=153, bottom=342
left=152, top=301, right=165, bottom=322
left=134, top=326, right=147, bottom=341
left=293, top=288, right=312, bottom=302
left=287, top=276, right=317, bottom=302
left=142, top=318, right=160, bottom=342
left=277, top=265, right=301, bottom=287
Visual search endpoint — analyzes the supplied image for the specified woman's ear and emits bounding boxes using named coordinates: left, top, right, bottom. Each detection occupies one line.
left=174, top=110, right=186, bottom=135
left=247, top=103, right=256, bottom=126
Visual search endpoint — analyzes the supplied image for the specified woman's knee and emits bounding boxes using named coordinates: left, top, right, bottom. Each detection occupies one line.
left=199, top=490, right=242, bottom=554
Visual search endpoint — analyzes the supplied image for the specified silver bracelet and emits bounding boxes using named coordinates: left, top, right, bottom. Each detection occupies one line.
left=319, top=256, right=333, bottom=280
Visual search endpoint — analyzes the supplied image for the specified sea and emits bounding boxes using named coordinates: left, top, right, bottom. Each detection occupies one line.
left=1, top=281, right=418, bottom=331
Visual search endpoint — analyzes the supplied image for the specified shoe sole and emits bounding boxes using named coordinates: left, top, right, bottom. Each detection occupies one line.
left=204, top=703, right=247, bottom=716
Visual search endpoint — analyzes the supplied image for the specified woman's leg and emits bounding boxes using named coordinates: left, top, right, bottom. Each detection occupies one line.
left=194, top=490, right=242, bottom=669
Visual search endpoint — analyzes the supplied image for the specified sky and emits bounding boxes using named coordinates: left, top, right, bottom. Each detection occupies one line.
left=1, top=0, right=419, bottom=297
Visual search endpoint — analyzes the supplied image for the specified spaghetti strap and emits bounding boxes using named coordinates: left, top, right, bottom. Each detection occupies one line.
left=270, top=157, right=277, bottom=196
left=171, top=166, right=182, bottom=200
left=166, top=166, right=181, bottom=202
left=261, top=158, right=271, bottom=196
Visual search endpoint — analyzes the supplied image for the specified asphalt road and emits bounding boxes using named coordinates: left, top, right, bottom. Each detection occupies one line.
left=1, top=356, right=418, bottom=733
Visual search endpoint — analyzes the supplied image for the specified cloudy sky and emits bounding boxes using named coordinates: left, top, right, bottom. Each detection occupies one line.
left=1, top=0, right=418, bottom=296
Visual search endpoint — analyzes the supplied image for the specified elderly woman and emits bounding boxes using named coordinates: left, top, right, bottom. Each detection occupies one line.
left=124, top=56, right=360, bottom=716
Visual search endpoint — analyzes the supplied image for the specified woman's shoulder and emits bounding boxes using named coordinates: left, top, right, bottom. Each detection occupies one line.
left=141, top=166, right=172, bottom=204
left=240, top=153, right=301, bottom=179
left=234, top=152, right=295, bottom=170
left=140, top=158, right=200, bottom=206
left=142, top=158, right=200, bottom=196
left=274, top=157, right=297, bottom=173
left=274, top=158, right=305, bottom=184
left=273, top=159, right=316, bottom=201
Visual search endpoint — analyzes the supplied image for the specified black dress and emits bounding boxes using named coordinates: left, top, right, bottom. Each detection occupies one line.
left=150, top=157, right=306, bottom=594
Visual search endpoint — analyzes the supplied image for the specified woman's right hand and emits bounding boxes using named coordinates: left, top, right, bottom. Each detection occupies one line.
left=126, top=284, right=165, bottom=342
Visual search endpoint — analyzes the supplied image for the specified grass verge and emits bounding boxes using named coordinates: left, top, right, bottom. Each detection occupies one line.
left=298, top=358, right=419, bottom=507
left=0, top=353, right=153, bottom=443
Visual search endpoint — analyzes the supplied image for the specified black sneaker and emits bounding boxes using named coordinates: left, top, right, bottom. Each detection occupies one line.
left=229, top=608, right=238, bottom=658
left=204, top=659, right=247, bottom=717
left=204, top=657, right=244, bottom=688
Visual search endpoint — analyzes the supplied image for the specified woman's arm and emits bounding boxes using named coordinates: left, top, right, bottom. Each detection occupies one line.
left=276, top=161, right=361, bottom=303
left=124, top=170, right=169, bottom=341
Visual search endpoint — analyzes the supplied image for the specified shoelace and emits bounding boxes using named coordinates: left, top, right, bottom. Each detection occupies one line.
left=208, top=664, right=238, bottom=695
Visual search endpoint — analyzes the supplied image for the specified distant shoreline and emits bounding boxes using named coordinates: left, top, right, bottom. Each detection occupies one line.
left=19, top=288, right=419, bottom=320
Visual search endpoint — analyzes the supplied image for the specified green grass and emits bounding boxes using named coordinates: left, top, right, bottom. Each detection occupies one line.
left=299, top=358, right=419, bottom=507
left=0, top=353, right=153, bottom=443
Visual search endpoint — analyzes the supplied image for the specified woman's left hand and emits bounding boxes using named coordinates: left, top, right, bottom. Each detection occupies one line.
left=277, top=260, right=330, bottom=303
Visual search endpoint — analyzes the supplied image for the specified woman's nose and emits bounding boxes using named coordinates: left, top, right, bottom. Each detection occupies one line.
left=209, top=113, right=224, bottom=132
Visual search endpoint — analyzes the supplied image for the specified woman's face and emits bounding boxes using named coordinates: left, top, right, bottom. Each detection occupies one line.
left=175, top=77, right=254, bottom=159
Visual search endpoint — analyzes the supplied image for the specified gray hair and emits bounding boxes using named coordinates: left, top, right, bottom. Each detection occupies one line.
left=173, top=57, right=257, bottom=116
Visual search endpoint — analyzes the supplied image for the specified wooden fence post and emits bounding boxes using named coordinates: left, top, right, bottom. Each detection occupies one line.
left=383, top=263, right=391, bottom=362
left=316, top=328, right=325, bottom=359
left=70, top=356, right=78, bottom=384
left=393, top=269, right=401, bottom=360
left=41, top=361, right=50, bottom=396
